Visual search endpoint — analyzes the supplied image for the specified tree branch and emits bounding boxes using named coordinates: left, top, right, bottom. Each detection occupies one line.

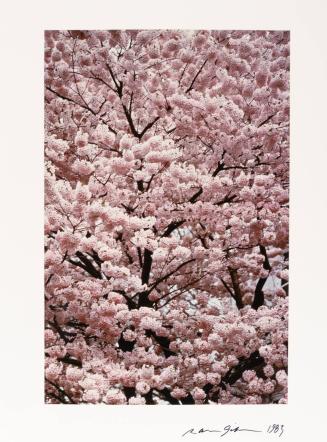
left=252, top=245, right=271, bottom=310
left=148, top=259, right=196, bottom=294
left=257, top=114, right=275, bottom=128
left=139, top=116, right=160, bottom=139
left=228, top=267, right=243, bottom=309
left=69, top=251, right=102, bottom=279
left=185, top=59, right=208, bottom=93
left=221, top=351, right=264, bottom=386
left=45, top=378, right=77, bottom=404
left=141, top=248, right=153, bottom=285
left=58, top=355, right=82, bottom=368
left=161, top=219, right=185, bottom=237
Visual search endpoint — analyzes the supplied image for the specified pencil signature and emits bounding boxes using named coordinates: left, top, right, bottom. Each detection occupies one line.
left=182, top=424, right=284, bottom=438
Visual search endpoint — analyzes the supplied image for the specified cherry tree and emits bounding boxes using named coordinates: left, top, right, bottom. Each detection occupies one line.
left=44, top=30, right=289, bottom=405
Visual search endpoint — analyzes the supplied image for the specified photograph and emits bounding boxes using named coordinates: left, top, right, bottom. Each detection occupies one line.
left=44, top=29, right=289, bottom=405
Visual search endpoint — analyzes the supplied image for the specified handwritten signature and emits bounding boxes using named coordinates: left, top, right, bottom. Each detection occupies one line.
left=182, top=424, right=284, bottom=438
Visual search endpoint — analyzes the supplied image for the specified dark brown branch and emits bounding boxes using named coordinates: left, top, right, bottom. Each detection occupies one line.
left=118, top=333, right=136, bottom=352
left=137, top=249, right=154, bottom=307
left=137, top=179, right=144, bottom=191
left=178, top=62, right=189, bottom=85
left=214, top=194, right=237, bottom=206
left=158, top=274, right=206, bottom=309
left=58, top=355, right=82, bottom=368
left=147, top=330, right=176, bottom=357
left=46, top=85, right=81, bottom=106
left=144, top=389, right=155, bottom=404
left=165, top=126, right=176, bottom=134
left=129, top=91, right=133, bottom=114
left=160, top=388, right=180, bottom=404
left=141, top=248, right=153, bottom=285
left=148, top=259, right=196, bottom=294
left=145, top=174, right=155, bottom=191
left=137, top=247, right=143, bottom=268
left=123, top=386, right=136, bottom=400
left=212, top=162, right=225, bottom=177
left=122, top=102, right=160, bottom=140
left=106, top=64, right=159, bottom=145
left=180, top=394, right=195, bottom=404
left=202, top=351, right=265, bottom=402
left=162, top=219, right=185, bottom=237
left=281, top=251, right=289, bottom=296
left=139, top=116, right=160, bottom=139
left=187, top=161, right=236, bottom=206
left=189, top=188, right=203, bottom=203
left=257, top=114, right=275, bottom=127
left=122, top=103, right=139, bottom=138
left=46, top=86, right=96, bottom=116
left=69, top=251, right=102, bottom=279
left=87, top=250, right=103, bottom=268
left=45, top=378, right=77, bottom=404
left=252, top=245, right=271, bottom=310
left=220, top=278, right=234, bottom=298
left=221, top=351, right=264, bottom=386
left=106, top=63, right=122, bottom=96
left=228, top=267, right=243, bottom=309
left=46, top=391, right=67, bottom=404
left=251, top=278, right=265, bottom=310
left=185, top=59, right=208, bottom=93
left=49, top=318, right=73, bottom=344
left=45, top=274, right=54, bottom=286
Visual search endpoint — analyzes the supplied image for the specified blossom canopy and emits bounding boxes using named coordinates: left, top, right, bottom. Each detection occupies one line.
left=44, top=29, right=289, bottom=405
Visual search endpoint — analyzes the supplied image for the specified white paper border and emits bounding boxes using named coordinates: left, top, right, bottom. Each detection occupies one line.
left=1, top=1, right=326, bottom=441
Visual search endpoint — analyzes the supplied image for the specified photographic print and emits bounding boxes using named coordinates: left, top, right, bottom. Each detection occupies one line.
left=44, top=29, right=289, bottom=405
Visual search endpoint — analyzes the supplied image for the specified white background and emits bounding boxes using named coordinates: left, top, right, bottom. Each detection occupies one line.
left=0, top=1, right=326, bottom=440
